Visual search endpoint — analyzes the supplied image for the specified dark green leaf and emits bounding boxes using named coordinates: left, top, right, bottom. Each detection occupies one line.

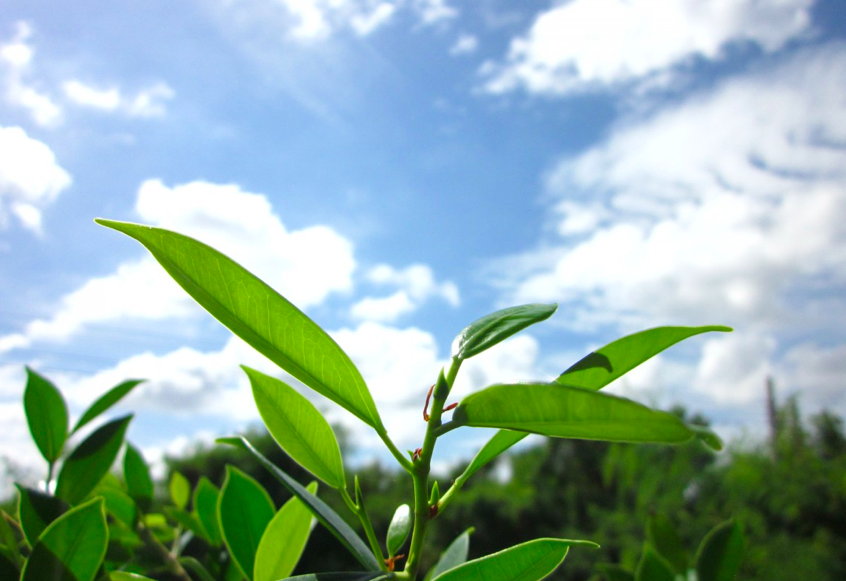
left=596, top=564, right=635, bottom=581
left=0, top=508, right=22, bottom=566
left=279, top=574, right=389, bottom=581
left=165, top=507, right=208, bottom=541
left=695, top=520, right=744, bottom=581
left=110, top=573, right=158, bottom=581
left=72, top=380, right=143, bottom=435
left=453, top=383, right=694, bottom=444
left=179, top=557, right=216, bottom=581
left=431, top=538, right=597, bottom=581
left=647, top=514, right=688, bottom=574
left=425, top=527, right=473, bottom=581
left=170, top=471, right=191, bottom=510
left=194, top=477, right=222, bottom=546
left=244, top=366, right=346, bottom=489
left=0, top=549, right=18, bottom=579
left=635, top=546, right=675, bottom=581
left=96, top=219, right=383, bottom=430
left=24, top=367, right=69, bottom=464
left=453, top=304, right=557, bottom=361
left=386, top=504, right=411, bottom=557
left=55, top=415, right=133, bottom=505
left=255, top=481, right=318, bottom=581
left=556, top=326, right=731, bottom=390
left=21, top=496, right=108, bottom=581
left=455, top=430, right=527, bottom=486
left=124, top=443, right=153, bottom=510
left=219, top=465, right=276, bottom=581
left=217, top=436, right=380, bottom=571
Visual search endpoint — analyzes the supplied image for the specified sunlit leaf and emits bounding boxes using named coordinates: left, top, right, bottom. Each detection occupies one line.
left=695, top=519, right=744, bottom=581
left=254, top=481, right=318, bottom=581
left=647, top=513, right=688, bottom=574
left=455, top=430, right=527, bottom=486
left=124, top=442, right=153, bottom=510
left=244, top=366, right=346, bottom=489
left=194, top=476, right=222, bottom=546
left=95, top=477, right=136, bottom=527
left=635, top=546, right=675, bottom=581
left=386, top=504, right=411, bottom=558
left=170, top=470, right=191, bottom=510
left=96, top=219, right=383, bottom=430
left=424, top=527, right=473, bottom=581
left=453, top=304, right=557, bottom=361
left=23, top=367, right=68, bottom=464
left=218, top=465, right=275, bottom=580
left=71, top=379, right=143, bottom=434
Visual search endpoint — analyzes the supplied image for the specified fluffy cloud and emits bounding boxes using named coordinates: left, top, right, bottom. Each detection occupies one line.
left=0, top=22, right=62, bottom=126
left=481, top=0, right=813, bottom=95
left=450, top=34, right=478, bottom=56
left=351, top=263, right=459, bottom=322
left=63, top=80, right=175, bottom=117
left=0, top=125, right=72, bottom=234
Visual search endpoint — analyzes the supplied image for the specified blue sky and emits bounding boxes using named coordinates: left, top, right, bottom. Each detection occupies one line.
left=2, top=0, right=846, bottom=490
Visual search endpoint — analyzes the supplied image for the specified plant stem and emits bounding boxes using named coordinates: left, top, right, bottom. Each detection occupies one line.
left=45, top=461, right=54, bottom=493
left=341, top=487, right=388, bottom=570
left=136, top=520, right=192, bottom=581
left=378, top=429, right=414, bottom=473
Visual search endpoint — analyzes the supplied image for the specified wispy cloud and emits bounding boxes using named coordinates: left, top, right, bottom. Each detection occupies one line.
left=351, top=263, right=459, bottom=323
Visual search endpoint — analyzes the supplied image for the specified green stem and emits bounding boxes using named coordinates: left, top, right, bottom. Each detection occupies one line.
left=341, top=487, right=388, bottom=570
left=136, top=520, right=192, bottom=581
left=378, top=429, right=414, bottom=473
left=45, top=461, right=54, bottom=493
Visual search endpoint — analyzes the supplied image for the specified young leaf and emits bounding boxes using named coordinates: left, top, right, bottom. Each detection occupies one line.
left=453, top=383, right=694, bottom=444
left=386, top=504, right=411, bottom=558
left=695, top=519, right=744, bottom=581
left=217, top=436, right=381, bottom=572
left=424, top=527, right=473, bottom=581
left=21, top=497, right=108, bottom=581
left=279, top=574, right=390, bottom=581
left=71, top=379, right=143, bottom=434
left=635, top=546, right=676, bottom=581
left=124, top=442, right=154, bottom=510
left=96, top=219, right=383, bottom=430
left=23, top=366, right=69, bottom=464
left=194, top=476, right=223, bottom=546
left=244, top=366, right=346, bottom=489
left=431, top=538, right=597, bottom=581
left=254, top=481, right=319, bottom=581
left=453, top=304, right=557, bottom=361
left=218, top=465, right=276, bottom=581
left=170, top=470, right=191, bottom=510
left=646, top=513, right=688, bottom=574
left=556, top=326, right=731, bottom=390
left=55, top=414, right=133, bottom=505
left=456, top=430, right=527, bottom=485
left=596, top=564, right=635, bottom=581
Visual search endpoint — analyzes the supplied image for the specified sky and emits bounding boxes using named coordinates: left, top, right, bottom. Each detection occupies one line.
left=2, top=0, right=846, bottom=494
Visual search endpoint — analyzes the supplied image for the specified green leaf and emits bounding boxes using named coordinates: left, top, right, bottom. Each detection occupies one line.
left=425, top=527, right=473, bottom=581
left=456, top=430, right=527, bottom=485
left=55, top=414, right=133, bottom=505
left=635, top=546, right=676, bottom=581
left=170, top=470, right=191, bottom=510
left=279, top=574, right=390, bottom=581
left=647, top=513, right=688, bottom=574
left=165, top=507, right=208, bottom=541
left=95, top=478, right=136, bottom=527
left=690, top=425, right=724, bottom=452
left=453, top=383, right=694, bottom=444
left=596, top=564, right=635, bottom=581
left=96, top=219, right=383, bottom=430
left=244, top=366, right=346, bottom=489
left=217, top=436, right=380, bottom=572
left=0, top=550, right=18, bottom=579
left=556, top=326, right=731, bottom=390
left=111, top=572, right=158, bottom=581
left=386, top=504, right=411, bottom=557
left=23, top=367, right=69, bottom=464
left=71, top=379, right=143, bottom=435
left=695, top=520, right=744, bottom=581
left=0, top=508, right=23, bottom=566
left=255, top=481, right=319, bottom=581
left=21, top=496, right=108, bottom=581
left=194, top=477, right=223, bottom=546
left=124, top=443, right=153, bottom=510
left=219, top=465, right=275, bottom=581
left=180, top=557, right=217, bottom=581
left=431, top=538, right=597, bottom=581
left=453, top=304, right=557, bottom=361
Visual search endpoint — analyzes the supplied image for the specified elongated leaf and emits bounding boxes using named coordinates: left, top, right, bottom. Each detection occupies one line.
left=56, top=414, right=132, bottom=505
left=457, top=430, right=527, bottom=485
left=170, top=471, right=191, bottom=510
left=24, top=367, right=68, bottom=464
left=690, top=425, right=724, bottom=452
left=180, top=557, right=216, bottom=581
left=596, top=564, right=635, bottom=581
left=72, top=379, right=143, bottom=434
left=96, top=219, right=383, bottom=430
left=431, top=538, right=597, bottom=581
left=280, top=574, right=389, bottom=581
left=219, top=465, right=276, bottom=580
left=647, top=513, right=688, bottom=574
left=124, top=443, right=153, bottom=510
left=695, top=520, right=744, bottom=581
left=454, top=383, right=694, bottom=444
left=635, top=546, right=675, bottom=581
left=0, top=508, right=22, bottom=566
left=255, top=481, right=318, bottom=581
left=556, top=326, right=731, bottom=390
left=386, top=504, right=411, bottom=557
left=194, top=476, right=222, bottom=546
left=244, top=366, right=346, bottom=489
left=217, top=436, right=380, bottom=571
left=425, top=527, right=473, bottom=581
left=21, top=497, right=108, bottom=581
left=453, top=304, right=557, bottom=361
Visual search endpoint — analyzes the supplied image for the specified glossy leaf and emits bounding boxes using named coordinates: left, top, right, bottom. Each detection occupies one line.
left=55, top=414, right=133, bottom=505
left=556, top=326, right=731, bottom=390
left=124, top=443, right=153, bottom=510
left=71, top=379, right=143, bottom=434
left=635, top=546, right=675, bottom=581
left=194, top=476, right=222, bottom=546
left=425, top=527, right=473, bottom=581
left=245, top=366, right=346, bottom=488
left=431, top=538, right=597, bottom=581
left=695, top=519, right=744, bottom=581
left=21, top=497, right=108, bottom=581
left=596, top=564, right=635, bottom=581
left=280, top=574, right=389, bottom=581
left=217, top=436, right=380, bottom=571
left=23, top=367, right=68, bottom=464
left=218, top=465, right=276, bottom=580
left=96, top=219, right=383, bottom=430
left=386, top=504, right=411, bottom=557
left=170, top=470, right=191, bottom=510
left=453, top=304, right=557, bottom=361
left=254, top=481, right=318, bottom=581
left=456, top=430, right=527, bottom=485
left=647, top=513, right=688, bottom=574
left=454, top=383, right=694, bottom=444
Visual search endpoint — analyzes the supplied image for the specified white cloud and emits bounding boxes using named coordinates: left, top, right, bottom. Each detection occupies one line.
left=62, top=80, right=121, bottom=110
left=351, top=3, right=397, bottom=36
left=63, top=80, right=174, bottom=118
left=351, top=263, right=459, bottom=322
left=450, top=34, right=478, bottom=56
left=0, top=22, right=62, bottom=126
left=0, top=124, right=72, bottom=234
left=481, top=0, right=814, bottom=95
left=781, top=342, right=846, bottom=416
left=413, top=0, right=458, bottom=26
left=125, top=82, right=175, bottom=118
